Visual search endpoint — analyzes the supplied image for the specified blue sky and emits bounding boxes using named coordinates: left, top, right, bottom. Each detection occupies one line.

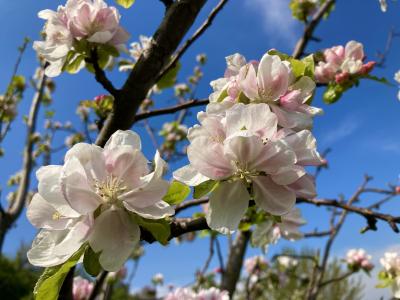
left=1, top=0, right=400, bottom=298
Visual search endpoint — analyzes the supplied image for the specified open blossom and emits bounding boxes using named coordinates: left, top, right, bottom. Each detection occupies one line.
left=277, top=256, right=298, bottom=269
left=164, top=287, right=228, bottom=300
left=315, top=41, right=375, bottom=84
left=209, top=52, right=322, bottom=130
left=244, top=255, right=267, bottom=274
left=174, top=103, right=322, bottom=234
left=27, top=130, right=173, bottom=271
left=34, top=0, right=130, bottom=77
left=119, top=35, right=153, bottom=72
left=380, top=252, right=400, bottom=298
left=73, top=276, right=93, bottom=300
left=345, top=249, right=374, bottom=272
left=252, top=207, right=306, bottom=249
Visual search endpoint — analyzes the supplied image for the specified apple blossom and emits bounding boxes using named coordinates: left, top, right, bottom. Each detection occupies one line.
left=119, top=35, right=153, bottom=72
left=244, top=255, right=268, bottom=274
left=277, top=256, right=299, bottom=269
left=209, top=52, right=322, bottom=130
left=345, top=248, right=374, bottom=272
left=27, top=130, right=173, bottom=271
left=174, top=103, right=321, bottom=234
left=152, top=273, right=164, bottom=285
left=34, top=0, right=130, bottom=77
left=379, top=0, right=388, bottom=11
left=164, top=287, right=229, bottom=300
left=73, top=276, right=94, bottom=300
left=315, top=41, right=375, bottom=84
left=379, top=252, right=400, bottom=298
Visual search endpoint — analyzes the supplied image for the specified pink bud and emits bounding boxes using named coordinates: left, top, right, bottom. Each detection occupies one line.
left=395, top=186, right=400, bottom=194
left=359, top=61, right=376, bottom=75
left=335, top=72, right=350, bottom=84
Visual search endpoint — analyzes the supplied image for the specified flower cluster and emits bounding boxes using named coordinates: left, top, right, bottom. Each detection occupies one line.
left=378, top=252, right=400, bottom=297
left=174, top=52, right=323, bottom=233
left=315, top=41, right=375, bottom=84
left=73, top=276, right=93, bottom=300
left=159, top=122, right=188, bottom=158
left=34, top=0, right=130, bottom=77
left=345, top=248, right=374, bottom=272
left=27, top=130, right=173, bottom=271
left=244, top=255, right=268, bottom=274
left=277, top=256, right=299, bottom=269
left=164, top=287, right=229, bottom=300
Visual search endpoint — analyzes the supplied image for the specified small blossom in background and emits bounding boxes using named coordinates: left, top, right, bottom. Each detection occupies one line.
left=394, top=70, right=400, bottom=100
left=27, top=130, right=174, bottom=271
left=152, top=273, right=164, bottom=285
left=379, top=0, right=388, bottom=11
left=345, top=248, right=374, bottom=272
left=378, top=252, right=400, bottom=298
left=119, top=35, right=153, bottom=72
left=244, top=255, right=268, bottom=274
left=164, top=287, right=228, bottom=300
left=73, top=276, right=93, bottom=300
left=277, top=256, right=299, bottom=269
left=159, top=121, right=188, bottom=158
left=34, top=0, right=130, bottom=77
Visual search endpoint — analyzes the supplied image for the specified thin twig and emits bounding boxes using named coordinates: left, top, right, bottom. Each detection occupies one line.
left=319, top=271, right=355, bottom=288
left=134, top=99, right=208, bottom=123
left=292, top=0, right=336, bottom=59
left=156, top=0, right=229, bottom=82
left=175, top=198, right=209, bottom=214
left=88, top=271, right=108, bottom=300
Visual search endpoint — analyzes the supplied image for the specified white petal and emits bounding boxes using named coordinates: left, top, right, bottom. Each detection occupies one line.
left=27, top=194, right=72, bottom=230
left=287, top=174, right=316, bottom=198
left=105, top=130, right=141, bottom=150
left=271, top=165, right=306, bottom=185
left=271, top=105, right=313, bottom=130
left=252, top=176, right=296, bottom=216
left=206, top=180, right=250, bottom=234
left=87, top=31, right=114, bottom=43
left=37, top=165, right=79, bottom=218
left=289, top=76, right=316, bottom=103
left=188, top=137, right=234, bottom=180
left=225, top=103, right=277, bottom=140
left=173, top=165, right=210, bottom=186
left=125, top=200, right=174, bottom=219
left=89, top=209, right=140, bottom=271
left=61, top=157, right=102, bottom=215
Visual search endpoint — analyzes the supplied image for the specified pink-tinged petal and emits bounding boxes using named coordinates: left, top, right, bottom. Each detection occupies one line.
left=238, top=63, right=259, bottom=100
left=289, top=76, right=316, bottom=104
left=61, top=157, right=102, bottom=215
left=345, top=41, right=364, bottom=61
left=64, top=143, right=106, bottom=181
left=188, top=137, right=234, bottom=180
left=251, top=140, right=296, bottom=174
left=280, top=90, right=302, bottom=110
left=225, top=103, right=277, bottom=140
left=89, top=209, right=140, bottom=271
left=271, top=165, right=306, bottom=185
left=252, top=176, right=296, bottom=216
left=173, top=164, right=210, bottom=186
left=324, top=46, right=344, bottom=67
left=257, top=54, right=290, bottom=101
left=109, top=26, right=130, bottom=45
left=105, top=130, right=141, bottom=150
left=124, top=200, right=174, bottom=220
left=104, top=147, right=149, bottom=189
left=287, top=174, right=316, bottom=199
left=206, top=180, right=250, bottom=234
left=271, top=105, right=313, bottom=130
left=224, top=53, right=247, bottom=77
left=282, top=130, right=324, bottom=166
left=120, top=151, right=169, bottom=208
left=37, top=165, right=80, bottom=218
left=188, top=115, right=226, bottom=143
left=28, top=230, right=72, bottom=267
left=88, top=31, right=114, bottom=43
left=27, top=194, right=72, bottom=230
left=279, top=207, right=306, bottom=240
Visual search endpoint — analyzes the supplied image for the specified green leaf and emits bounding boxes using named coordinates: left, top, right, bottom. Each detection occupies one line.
left=116, top=0, right=135, bottom=8
left=288, top=58, right=306, bottom=78
left=156, top=62, right=181, bottom=90
left=302, top=54, right=315, bottom=78
left=64, top=54, right=85, bottom=74
left=163, top=181, right=191, bottom=205
left=364, top=74, right=393, bottom=86
left=34, top=246, right=85, bottom=300
left=193, top=180, right=219, bottom=199
left=83, top=246, right=102, bottom=277
left=98, top=44, right=119, bottom=58
left=133, top=216, right=171, bottom=245
left=267, top=49, right=290, bottom=61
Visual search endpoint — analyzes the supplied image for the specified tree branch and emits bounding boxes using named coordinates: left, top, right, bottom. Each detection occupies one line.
left=175, top=198, right=209, bottom=214
left=292, top=0, right=335, bottom=59
left=133, top=99, right=209, bottom=123
left=156, top=0, right=229, bottom=82
left=319, top=271, right=355, bottom=288
left=95, top=0, right=208, bottom=147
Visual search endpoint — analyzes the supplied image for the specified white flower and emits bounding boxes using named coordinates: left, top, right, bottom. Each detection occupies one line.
left=244, top=255, right=267, bottom=274
left=277, top=256, right=298, bottom=269
left=27, top=130, right=173, bottom=271
left=34, top=0, right=130, bottom=77
left=380, top=252, right=400, bottom=274
left=196, top=287, right=229, bottom=300
left=379, top=0, right=388, bottom=11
